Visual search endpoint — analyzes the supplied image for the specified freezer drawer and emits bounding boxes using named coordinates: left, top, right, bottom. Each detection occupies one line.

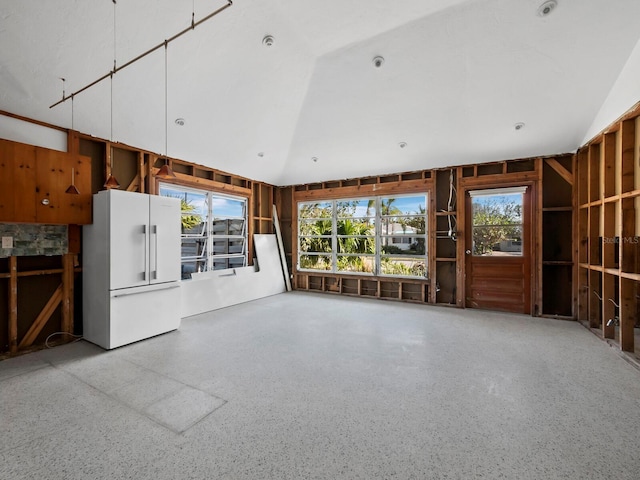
left=85, top=284, right=181, bottom=350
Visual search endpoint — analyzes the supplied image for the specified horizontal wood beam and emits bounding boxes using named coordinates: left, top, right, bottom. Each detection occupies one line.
left=294, top=178, right=433, bottom=201
left=0, top=267, right=81, bottom=279
left=156, top=169, right=252, bottom=196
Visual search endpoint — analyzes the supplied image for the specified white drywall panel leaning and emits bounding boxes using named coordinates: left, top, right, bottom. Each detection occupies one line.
left=181, top=234, right=287, bottom=318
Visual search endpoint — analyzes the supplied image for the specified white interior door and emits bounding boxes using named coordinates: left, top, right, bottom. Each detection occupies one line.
left=149, top=195, right=181, bottom=284
left=109, top=190, right=150, bottom=290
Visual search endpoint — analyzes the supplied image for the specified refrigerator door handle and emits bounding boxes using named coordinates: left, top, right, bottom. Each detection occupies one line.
left=152, top=224, right=158, bottom=280
left=142, top=224, right=148, bottom=281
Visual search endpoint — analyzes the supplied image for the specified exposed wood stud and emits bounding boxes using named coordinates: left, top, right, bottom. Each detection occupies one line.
left=545, top=158, right=574, bottom=186
left=19, top=284, right=63, bottom=349
left=8, top=257, right=18, bottom=354
left=62, top=253, right=74, bottom=335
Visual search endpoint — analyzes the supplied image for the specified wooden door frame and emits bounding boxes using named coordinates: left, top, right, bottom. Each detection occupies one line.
left=457, top=175, right=539, bottom=314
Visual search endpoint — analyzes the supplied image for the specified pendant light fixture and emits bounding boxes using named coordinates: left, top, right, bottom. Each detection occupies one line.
left=104, top=0, right=120, bottom=189
left=65, top=168, right=80, bottom=195
left=156, top=41, right=176, bottom=179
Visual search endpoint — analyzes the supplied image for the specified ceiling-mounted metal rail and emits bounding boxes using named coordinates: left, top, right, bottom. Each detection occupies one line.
left=50, top=1, right=233, bottom=109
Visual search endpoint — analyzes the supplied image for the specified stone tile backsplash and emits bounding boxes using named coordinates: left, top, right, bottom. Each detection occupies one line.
left=0, top=224, right=68, bottom=257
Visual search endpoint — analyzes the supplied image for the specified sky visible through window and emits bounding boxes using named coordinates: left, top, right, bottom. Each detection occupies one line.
left=161, top=186, right=244, bottom=218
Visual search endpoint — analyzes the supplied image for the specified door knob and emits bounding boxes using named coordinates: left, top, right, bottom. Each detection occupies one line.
left=465, top=249, right=471, bottom=254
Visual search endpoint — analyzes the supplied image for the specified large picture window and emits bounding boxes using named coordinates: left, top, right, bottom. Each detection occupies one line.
left=298, top=194, right=427, bottom=278
left=160, top=184, right=248, bottom=279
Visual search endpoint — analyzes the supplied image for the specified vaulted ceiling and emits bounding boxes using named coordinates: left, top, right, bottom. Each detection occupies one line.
left=2, top=0, right=640, bottom=186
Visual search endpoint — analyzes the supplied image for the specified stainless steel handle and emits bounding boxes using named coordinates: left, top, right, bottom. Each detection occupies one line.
left=142, top=224, right=148, bottom=281
left=465, top=249, right=471, bottom=255
left=152, top=225, right=158, bottom=280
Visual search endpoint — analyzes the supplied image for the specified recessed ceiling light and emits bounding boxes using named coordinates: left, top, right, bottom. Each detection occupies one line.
left=514, top=122, right=525, bottom=131
left=372, top=56, right=385, bottom=68
left=398, top=142, right=407, bottom=148
left=175, top=118, right=185, bottom=126
left=262, top=35, right=274, bottom=47
left=311, top=157, right=318, bottom=163
left=537, top=0, right=557, bottom=17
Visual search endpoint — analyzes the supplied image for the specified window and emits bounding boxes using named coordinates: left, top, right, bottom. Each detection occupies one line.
left=160, top=184, right=248, bottom=279
left=469, top=187, right=525, bottom=256
left=298, top=194, right=427, bottom=278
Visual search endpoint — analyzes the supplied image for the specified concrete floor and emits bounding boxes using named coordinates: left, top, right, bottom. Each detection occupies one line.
left=2, top=291, right=640, bottom=479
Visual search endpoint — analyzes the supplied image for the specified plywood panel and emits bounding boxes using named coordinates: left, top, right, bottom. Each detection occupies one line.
left=35, top=149, right=92, bottom=224
left=0, top=139, right=37, bottom=222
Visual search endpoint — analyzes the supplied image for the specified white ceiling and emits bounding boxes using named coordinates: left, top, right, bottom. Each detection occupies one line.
left=2, top=0, right=640, bottom=186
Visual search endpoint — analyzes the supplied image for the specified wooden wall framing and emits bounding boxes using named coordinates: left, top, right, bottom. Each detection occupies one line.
left=1, top=254, right=78, bottom=356
left=279, top=157, right=571, bottom=315
left=577, top=105, right=640, bottom=354
left=73, top=133, right=276, bottom=265
left=0, top=121, right=277, bottom=355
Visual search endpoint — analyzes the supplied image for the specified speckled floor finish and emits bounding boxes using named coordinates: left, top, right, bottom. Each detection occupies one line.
left=2, top=292, right=640, bottom=479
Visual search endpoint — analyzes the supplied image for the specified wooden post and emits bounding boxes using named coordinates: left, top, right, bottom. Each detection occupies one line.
left=139, top=151, right=146, bottom=193
left=8, top=256, right=17, bottom=354
left=61, top=253, right=74, bottom=334
left=620, top=278, right=634, bottom=352
left=602, top=273, right=615, bottom=339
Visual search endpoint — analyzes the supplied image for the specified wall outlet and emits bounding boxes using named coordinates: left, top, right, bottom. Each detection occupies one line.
left=2, top=236, right=13, bottom=249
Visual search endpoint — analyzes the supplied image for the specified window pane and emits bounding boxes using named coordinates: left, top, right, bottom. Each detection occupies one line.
left=380, top=257, right=427, bottom=277
left=296, top=194, right=428, bottom=278
left=337, top=236, right=375, bottom=254
left=212, top=196, right=245, bottom=218
left=212, top=219, right=244, bottom=236
left=299, top=219, right=332, bottom=236
left=299, top=202, right=332, bottom=220
left=337, top=255, right=374, bottom=273
left=212, top=238, right=245, bottom=255
left=337, top=217, right=374, bottom=235
left=161, top=184, right=248, bottom=277
left=472, top=193, right=523, bottom=256
left=381, top=237, right=425, bottom=255
left=299, top=254, right=332, bottom=271
left=336, top=198, right=375, bottom=217
left=380, top=196, right=426, bottom=216
left=299, top=237, right=332, bottom=253
left=181, top=238, right=207, bottom=260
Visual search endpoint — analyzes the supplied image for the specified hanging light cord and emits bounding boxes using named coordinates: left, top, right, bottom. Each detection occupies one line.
left=113, top=0, right=117, bottom=72
left=50, top=1, right=233, bottom=109
left=164, top=41, right=168, bottom=158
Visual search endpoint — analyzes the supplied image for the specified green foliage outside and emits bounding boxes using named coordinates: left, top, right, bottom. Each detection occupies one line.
left=180, top=199, right=203, bottom=231
left=163, top=194, right=203, bottom=231
left=472, top=197, right=522, bottom=255
left=299, top=199, right=427, bottom=276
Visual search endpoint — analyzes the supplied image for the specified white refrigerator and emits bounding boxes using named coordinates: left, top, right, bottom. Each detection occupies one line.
left=83, top=189, right=181, bottom=349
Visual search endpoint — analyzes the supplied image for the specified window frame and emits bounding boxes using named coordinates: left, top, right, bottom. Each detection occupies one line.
left=297, top=194, right=428, bottom=279
left=159, top=182, right=248, bottom=279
